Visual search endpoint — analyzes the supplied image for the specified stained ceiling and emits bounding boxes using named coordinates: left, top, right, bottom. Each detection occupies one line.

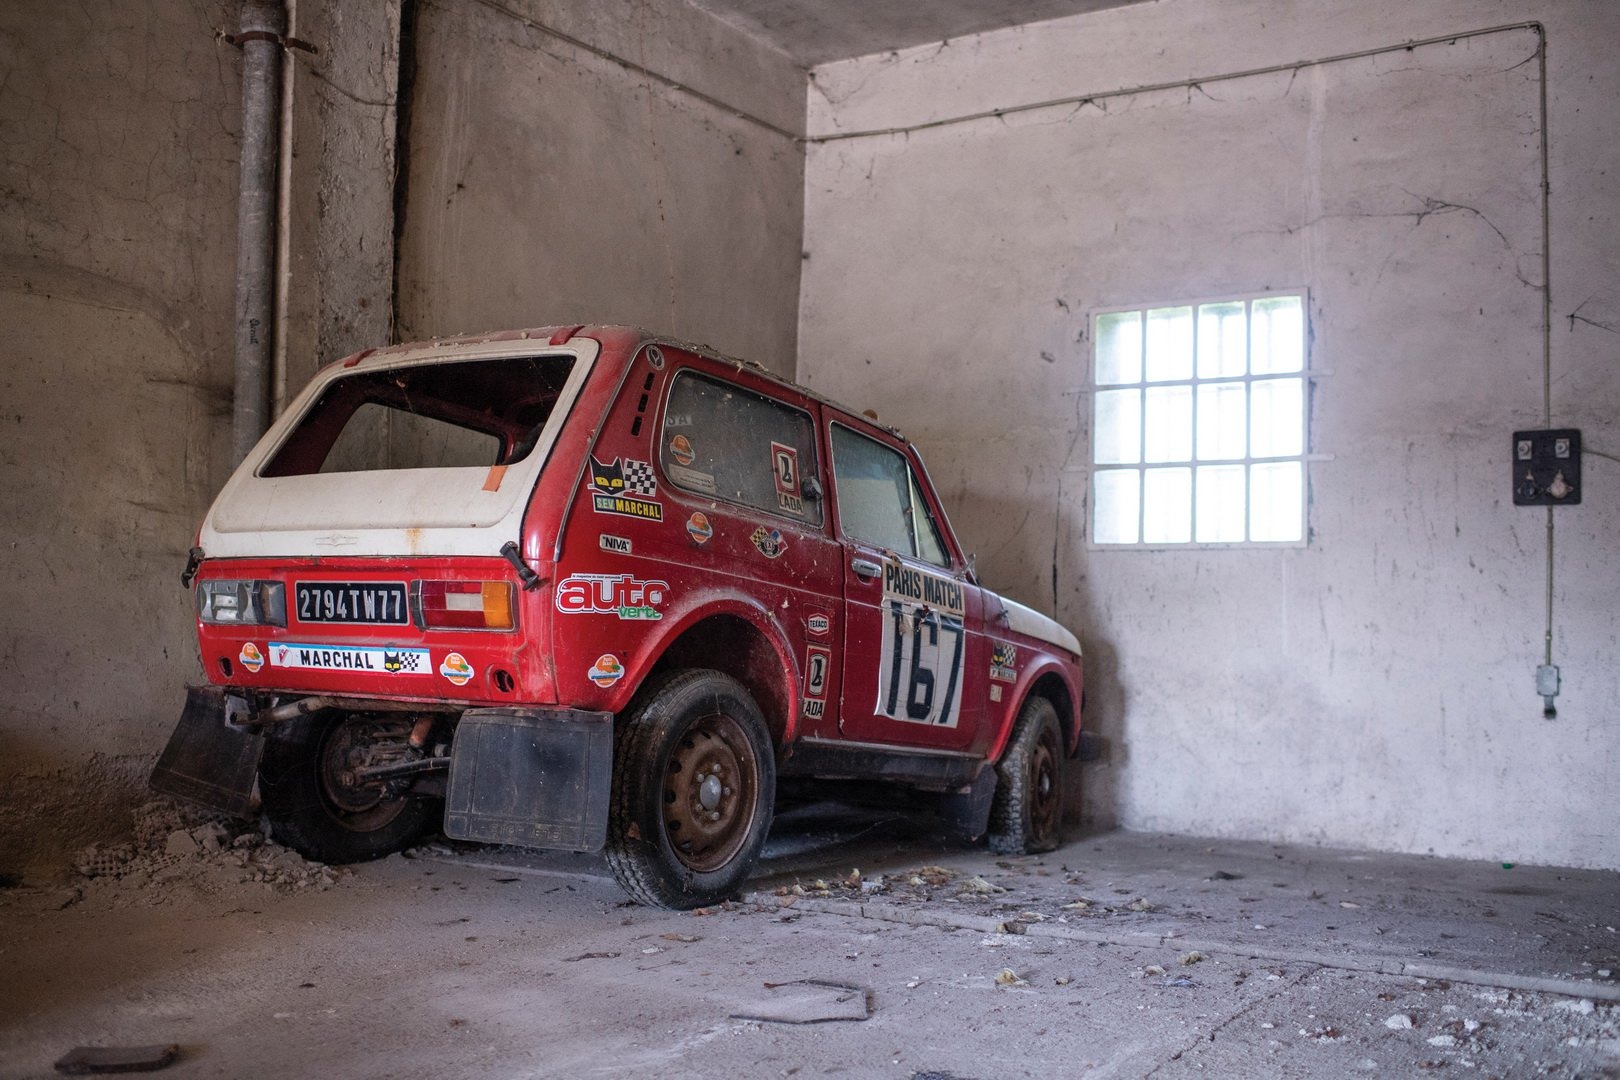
left=684, top=0, right=1157, bottom=67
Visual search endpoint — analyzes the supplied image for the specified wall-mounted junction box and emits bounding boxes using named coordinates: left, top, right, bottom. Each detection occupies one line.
left=1512, top=428, right=1581, bottom=506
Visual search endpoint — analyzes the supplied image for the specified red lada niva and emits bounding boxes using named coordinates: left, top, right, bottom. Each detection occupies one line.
left=155, top=326, right=1084, bottom=908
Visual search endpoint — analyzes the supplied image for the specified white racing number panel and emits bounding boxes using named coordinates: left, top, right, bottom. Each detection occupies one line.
left=875, top=560, right=966, bottom=728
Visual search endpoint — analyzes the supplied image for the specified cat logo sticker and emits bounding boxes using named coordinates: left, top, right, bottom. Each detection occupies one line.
left=588, top=456, right=663, bottom=521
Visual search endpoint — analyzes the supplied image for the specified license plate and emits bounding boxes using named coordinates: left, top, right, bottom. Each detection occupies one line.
left=295, top=582, right=409, bottom=625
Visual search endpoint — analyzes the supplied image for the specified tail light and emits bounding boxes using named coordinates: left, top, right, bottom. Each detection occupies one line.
left=413, top=581, right=516, bottom=631
left=197, top=580, right=286, bottom=626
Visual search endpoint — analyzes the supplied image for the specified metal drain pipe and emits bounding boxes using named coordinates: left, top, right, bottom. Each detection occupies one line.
left=230, top=0, right=287, bottom=464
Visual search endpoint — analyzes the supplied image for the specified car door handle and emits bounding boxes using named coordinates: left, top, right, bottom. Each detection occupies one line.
left=851, top=557, right=882, bottom=579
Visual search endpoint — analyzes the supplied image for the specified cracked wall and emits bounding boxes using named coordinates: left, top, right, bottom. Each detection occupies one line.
left=798, top=0, right=1620, bottom=868
left=393, top=0, right=807, bottom=374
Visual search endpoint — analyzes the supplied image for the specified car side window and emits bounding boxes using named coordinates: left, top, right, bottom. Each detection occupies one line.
left=659, top=370, right=822, bottom=526
left=830, top=423, right=950, bottom=567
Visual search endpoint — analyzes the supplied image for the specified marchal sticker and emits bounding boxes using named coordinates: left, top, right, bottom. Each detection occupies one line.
left=599, top=534, right=632, bottom=555
left=270, top=643, right=429, bottom=675
left=806, top=614, right=831, bottom=637
left=589, top=456, right=663, bottom=521
left=555, top=573, right=669, bottom=621
left=990, top=641, right=1018, bottom=682
left=238, top=642, right=264, bottom=673
left=670, top=434, right=696, bottom=467
left=686, top=511, right=713, bottom=545
left=439, top=652, right=474, bottom=686
left=751, top=526, right=787, bottom=559
left=589, top=653, right=624, bottom=687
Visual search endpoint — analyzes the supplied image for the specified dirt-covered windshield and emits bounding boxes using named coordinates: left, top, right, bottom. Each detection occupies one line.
left=260, top=354, right=577, bottom=477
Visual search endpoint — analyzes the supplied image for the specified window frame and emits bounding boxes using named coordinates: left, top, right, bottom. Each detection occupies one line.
left=827, top=419, right=953, bottom=570
left=1087, top=288, right=1311, bottom=551
left=656, top=366, right=825, bottom=528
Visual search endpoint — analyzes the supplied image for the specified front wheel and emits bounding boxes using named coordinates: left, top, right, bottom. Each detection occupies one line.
left=259, top=709, right=438, bottom=864
left=606, top=670, right=775, bottom=909
left=987, top=696, right=1065, bottom=855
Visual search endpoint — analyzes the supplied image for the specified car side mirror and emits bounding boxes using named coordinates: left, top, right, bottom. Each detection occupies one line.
left=801, top=476, right=823, bottom=501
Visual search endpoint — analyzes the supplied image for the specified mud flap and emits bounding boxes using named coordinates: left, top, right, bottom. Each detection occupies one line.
left=938, top=763, right=998, bottom=840
left=444, top=707, right=612, bottom=852
left=149, top=686, right=264, bottom=818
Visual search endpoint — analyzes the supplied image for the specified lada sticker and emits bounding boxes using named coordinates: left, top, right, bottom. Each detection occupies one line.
left=771, top=441, right=803, bottom=515
left=802, top=645, right=831, bottom=721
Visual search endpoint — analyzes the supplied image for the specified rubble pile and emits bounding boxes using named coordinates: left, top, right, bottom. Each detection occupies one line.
left=68, top=799, right=345, bottom=900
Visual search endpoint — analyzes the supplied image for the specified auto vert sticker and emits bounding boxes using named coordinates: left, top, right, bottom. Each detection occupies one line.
left=876, top=559, right=966, bottom=728
left=269, top=643, right=430, bottom=674
left=555, top=573, right=669, bottom=621
left=589, top=456, right=663, bottom=521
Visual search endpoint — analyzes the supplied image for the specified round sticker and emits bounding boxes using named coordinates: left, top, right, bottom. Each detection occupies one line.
left=589, top=653, right=624, bottom=687
left=646, top=345, right=665, bottom=370
left=439, top=652, right=474, bottom=686
left=238, top=642, right=264, bottom=673
left=750, top=526, right=787, bottom=559
left=687, top=511, right=713, bottom=545
left=670, top=434, right=695, bottom=467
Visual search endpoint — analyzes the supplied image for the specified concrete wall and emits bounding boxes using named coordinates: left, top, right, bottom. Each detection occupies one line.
left=394, top=0, right=807, bottom=375
left=798, top=1, right=1620, bottom=868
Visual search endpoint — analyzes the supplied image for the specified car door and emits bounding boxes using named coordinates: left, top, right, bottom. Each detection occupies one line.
left=827, top=418, right=985, bottom=753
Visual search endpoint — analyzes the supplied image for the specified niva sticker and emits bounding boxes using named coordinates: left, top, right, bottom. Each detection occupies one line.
left=589, top=653, right=624, bottom=687
left=751, top=526, right=787, bottom=559
left=439, top=652, right=474, bottom=686
left=556, top=573, right=668, bottom=621
left=238, top=642, right=264, bottom=673
left=599, top=534, right=633, bottom=555
left=687, top=511, right=713, bottom=545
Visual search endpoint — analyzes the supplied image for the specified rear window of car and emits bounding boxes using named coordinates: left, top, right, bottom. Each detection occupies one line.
left=659, top=370, right=822, bottom=526
left=260, top=354, right=576, bottom=477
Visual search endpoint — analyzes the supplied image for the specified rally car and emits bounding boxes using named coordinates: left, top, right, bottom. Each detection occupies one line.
left=154, top=326, right=1084, bottom=908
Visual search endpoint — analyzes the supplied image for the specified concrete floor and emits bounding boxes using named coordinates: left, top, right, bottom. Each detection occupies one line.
left=1, top=807, right=1616, bottom=1078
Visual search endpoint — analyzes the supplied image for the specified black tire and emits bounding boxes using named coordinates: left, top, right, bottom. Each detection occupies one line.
left=606, top=670, right=775, bottom=909
left=259, top=709, right=437, bottom=864
left=988, top=696, right=1064, bottom=856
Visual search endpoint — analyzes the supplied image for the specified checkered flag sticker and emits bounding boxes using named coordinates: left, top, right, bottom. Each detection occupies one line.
left=622, top=459, right=657, bottom=496
left=383, top=650, right=422, bottom=672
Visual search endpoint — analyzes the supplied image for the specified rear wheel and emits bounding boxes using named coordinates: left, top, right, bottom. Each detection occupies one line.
left=606, top=670, right=775, bottom=909
left=988, top=696, right=1064, bottom=855
left=259, top=709, right=437, bottom=864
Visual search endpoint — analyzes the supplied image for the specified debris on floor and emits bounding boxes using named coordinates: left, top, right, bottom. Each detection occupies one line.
left=53, top=1043, right=179, bottom=1074
left=732, top=980, right=872, bottom=1024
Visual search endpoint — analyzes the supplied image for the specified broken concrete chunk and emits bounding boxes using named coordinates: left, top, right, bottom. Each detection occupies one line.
left=1385, top=1014, right=1415, bottom=1029
left=994, top=968, right=1028, bottom=987
left=164, top=831, right=200, bottom=858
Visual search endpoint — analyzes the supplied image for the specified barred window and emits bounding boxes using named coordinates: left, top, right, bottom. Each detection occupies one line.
left=1090, top=292, right=1308, bottom=546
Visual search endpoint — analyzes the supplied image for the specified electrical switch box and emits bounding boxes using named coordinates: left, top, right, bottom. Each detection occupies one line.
left=1512, top=428, right=1581, bottom=506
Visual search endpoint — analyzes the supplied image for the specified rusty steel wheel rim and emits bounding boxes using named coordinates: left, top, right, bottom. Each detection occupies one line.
left=319, top=720, right=406, bottom=829
left=1029, top=728, right=1060, bottom=841
left=663, top=710, right=759, bottom=873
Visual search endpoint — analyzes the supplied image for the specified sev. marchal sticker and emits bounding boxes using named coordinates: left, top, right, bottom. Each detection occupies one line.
left=269, top=643, right=429, bottom=675
left=876, top=560, right=966, bottom=728
left=990, top=642, right=1018, bottom=682
left=589, top=456, right=663, bottom=521
left=555, top=573, right=669, bottom=621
